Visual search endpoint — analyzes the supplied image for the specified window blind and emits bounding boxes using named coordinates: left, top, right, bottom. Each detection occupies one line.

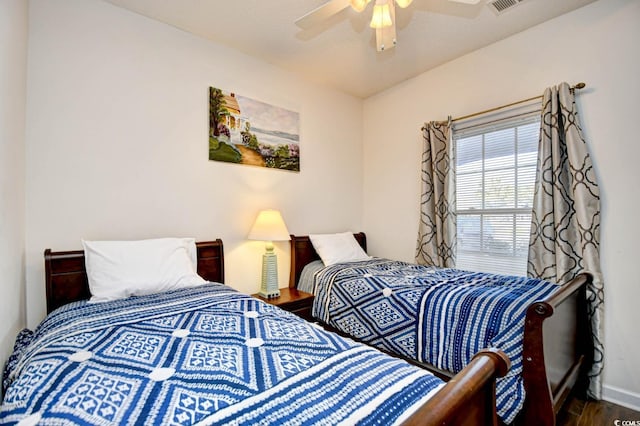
left=453, top=101, right=541, bottom=276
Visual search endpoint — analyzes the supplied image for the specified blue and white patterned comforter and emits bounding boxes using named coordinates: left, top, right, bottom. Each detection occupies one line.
left=311, top=259, right=559, bottom=424
left=1, top=283, right=444, bottom=425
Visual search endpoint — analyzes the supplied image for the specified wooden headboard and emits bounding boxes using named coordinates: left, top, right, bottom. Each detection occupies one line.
left=44, top=239, right=225, bottom=314
left=289, top=233, right=366, bottom=289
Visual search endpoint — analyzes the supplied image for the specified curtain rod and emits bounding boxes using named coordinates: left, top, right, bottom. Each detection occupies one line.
left=423, top=82, right=586, bottom=129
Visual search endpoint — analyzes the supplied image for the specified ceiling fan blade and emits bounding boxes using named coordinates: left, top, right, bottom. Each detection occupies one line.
left=295, top=0, right=352, bottom=30
left=446, top=0, right=483, bottom=4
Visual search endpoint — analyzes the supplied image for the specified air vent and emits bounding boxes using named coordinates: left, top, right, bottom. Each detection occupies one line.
left=487, top=0, right=527, bottom=15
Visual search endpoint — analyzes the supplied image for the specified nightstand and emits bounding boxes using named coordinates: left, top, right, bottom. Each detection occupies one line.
left=252, top=288, right=314, bottom=321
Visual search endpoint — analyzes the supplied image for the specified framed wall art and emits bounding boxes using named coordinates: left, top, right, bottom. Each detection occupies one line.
left=209, top=87, right=300, bottom=172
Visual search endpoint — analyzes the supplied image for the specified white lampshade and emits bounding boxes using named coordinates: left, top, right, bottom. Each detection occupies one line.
left=248, top=210, right=290, bottom=242
left=370, top=1, right=393, bottom=29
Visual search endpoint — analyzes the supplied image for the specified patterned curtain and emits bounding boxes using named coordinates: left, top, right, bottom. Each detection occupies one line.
left=528, top=82, right=604, bottom=399
left=415, top=121, right=456, bottom=268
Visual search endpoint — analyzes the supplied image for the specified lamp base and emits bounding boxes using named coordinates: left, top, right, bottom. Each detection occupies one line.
left=258, top=290, right=281, bottom=299
left=258, top=249, right=280, bottom=299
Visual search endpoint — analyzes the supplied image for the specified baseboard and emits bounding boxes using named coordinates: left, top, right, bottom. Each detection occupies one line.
left=603, top=384, right=640, bottom=412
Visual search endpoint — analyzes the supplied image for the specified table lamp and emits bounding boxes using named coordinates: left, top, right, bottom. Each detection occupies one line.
left=248, top=209, right=290, bottom=298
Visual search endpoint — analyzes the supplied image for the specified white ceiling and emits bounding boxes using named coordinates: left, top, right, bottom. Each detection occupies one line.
left=104, top=0, right=596, bottom=98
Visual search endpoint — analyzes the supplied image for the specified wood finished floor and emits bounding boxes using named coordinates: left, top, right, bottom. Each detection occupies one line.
left=558, top=395, right=640, bottom=426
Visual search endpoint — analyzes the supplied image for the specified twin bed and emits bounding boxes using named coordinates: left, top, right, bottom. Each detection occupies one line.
left=1, top=239, right=511, bottom=425
left=290, top=233, right=592, bottom=426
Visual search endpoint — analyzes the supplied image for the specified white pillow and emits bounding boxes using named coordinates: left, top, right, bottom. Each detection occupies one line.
left=82, top=237, right=207, bottom=302
left=309, top=232, right=371, bottom=266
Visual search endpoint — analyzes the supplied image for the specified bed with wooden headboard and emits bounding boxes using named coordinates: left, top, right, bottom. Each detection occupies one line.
left=24, top=237, right=516, bottom=426
left=289, top=232, right=592, bottom=426
left=44, top=239, right=225, bottom=313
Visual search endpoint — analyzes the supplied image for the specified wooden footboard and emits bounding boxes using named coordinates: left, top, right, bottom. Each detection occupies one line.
left=404, top=348, right=511, bottom=426
left=519, top=272, right=592, bottom=426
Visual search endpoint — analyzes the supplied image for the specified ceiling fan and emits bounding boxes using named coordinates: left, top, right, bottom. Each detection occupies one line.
left=295, top=0, right=483, bottom=52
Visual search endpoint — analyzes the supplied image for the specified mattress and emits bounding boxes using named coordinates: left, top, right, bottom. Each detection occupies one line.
left=307, top=258, right=559, bottom=423
left=1, top=283, right=444, bottom=425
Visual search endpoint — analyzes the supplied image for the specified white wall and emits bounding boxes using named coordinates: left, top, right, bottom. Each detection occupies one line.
left=0, top=0, right=28, bottom=389
left=362, top=0, right=640, bottom=408
left=25, top=0, right=363, bottom=327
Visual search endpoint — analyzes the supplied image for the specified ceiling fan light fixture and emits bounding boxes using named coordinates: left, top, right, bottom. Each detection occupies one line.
left=349, top=0, right=372, bottom=12
left=394, top=0, right=413, bottom=8
left=370, top=2, right=393, bottom=29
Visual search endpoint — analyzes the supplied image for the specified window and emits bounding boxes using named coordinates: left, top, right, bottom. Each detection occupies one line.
left=453, top=103, right=540, bottom=276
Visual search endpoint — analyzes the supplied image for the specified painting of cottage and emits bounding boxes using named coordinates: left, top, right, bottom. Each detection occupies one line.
left=209, top=87, right=300, bottom=172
